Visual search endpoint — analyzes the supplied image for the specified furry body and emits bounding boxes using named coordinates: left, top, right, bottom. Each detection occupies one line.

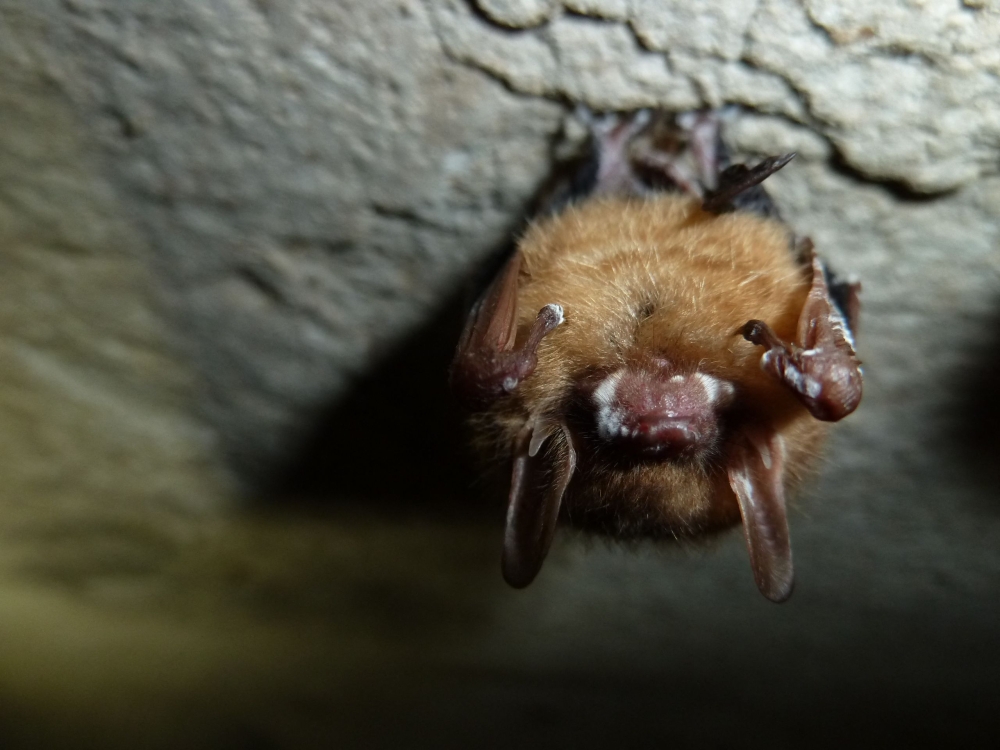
left=451, top=110, right=861, bottom=601
left=506, top=196, right=826, bottom=536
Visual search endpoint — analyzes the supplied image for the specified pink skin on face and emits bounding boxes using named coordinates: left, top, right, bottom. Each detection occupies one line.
left=592, top=367, right=735, bottom=459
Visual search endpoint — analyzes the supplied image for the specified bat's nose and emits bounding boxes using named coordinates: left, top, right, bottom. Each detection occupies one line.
left=591, top=367, right=732, bottom=460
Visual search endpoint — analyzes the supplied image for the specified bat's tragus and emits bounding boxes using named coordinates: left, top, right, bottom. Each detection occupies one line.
left=450, top=108, right=863, bottom=602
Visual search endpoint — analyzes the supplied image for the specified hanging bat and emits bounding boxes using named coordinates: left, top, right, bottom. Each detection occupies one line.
left=450, top=109, right=862, bottom=602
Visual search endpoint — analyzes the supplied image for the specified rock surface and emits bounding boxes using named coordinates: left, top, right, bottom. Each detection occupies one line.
left=1, top=0, right=1000, bottom=746
left=446, top=0, right=1000, bottom=191
left=5, top=0, right=1000, bottom=483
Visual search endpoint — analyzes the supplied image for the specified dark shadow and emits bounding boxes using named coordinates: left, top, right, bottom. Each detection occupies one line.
left=946, top=295, right=1000, bottom=499
left=827, top=146, right=957, bottom=203
left=262, top=292, right=496, bottom=518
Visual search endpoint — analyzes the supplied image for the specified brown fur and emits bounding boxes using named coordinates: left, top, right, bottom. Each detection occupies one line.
left=474, top=194, right=828, bottom=540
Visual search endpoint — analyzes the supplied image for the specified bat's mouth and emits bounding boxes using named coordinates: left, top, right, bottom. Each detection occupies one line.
left=623, top=417, right=705, bottom=459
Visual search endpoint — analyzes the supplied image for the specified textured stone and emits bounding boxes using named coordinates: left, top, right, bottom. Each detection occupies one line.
left=0, top=9, right=234, bottom=531
left=13, top=0, right=997, bottom=485
left=475, top=0, right=558, bottom=27
left=438, top=0, right=1000, bottom=191
left=11, top=0, right=563, bottom=480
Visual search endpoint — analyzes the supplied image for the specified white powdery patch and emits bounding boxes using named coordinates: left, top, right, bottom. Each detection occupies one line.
left=544, top=303, right=565, bottom=326
left=827, top=308, right=856, bottom=351
left=693, top=371, right=734, bottom=405
left=758, top=439, right=772, bottom=470
left=765, top=350, right=823, bottom=400
left=729, top=466, right=754, bottom=502
left=593, top=369, right=626, bottom=441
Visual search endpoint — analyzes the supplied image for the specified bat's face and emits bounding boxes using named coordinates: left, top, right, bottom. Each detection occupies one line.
left=504, top=202, right=830, bottom=546
left=451, top=109, right=862, bottom=602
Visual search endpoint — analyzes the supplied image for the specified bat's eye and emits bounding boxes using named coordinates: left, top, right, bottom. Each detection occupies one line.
left=590, top=368, right=733, bottom=460
left=635, top=300, right=656, bottom=321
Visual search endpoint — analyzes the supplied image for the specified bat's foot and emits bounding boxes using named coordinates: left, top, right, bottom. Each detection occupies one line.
left=570, top=107, right=794, bottom=218
left=628, top=109, right=726, bottom=199
left=582, top=108, right=730, bottom=201
left=582, top=109, right=654, bottom=198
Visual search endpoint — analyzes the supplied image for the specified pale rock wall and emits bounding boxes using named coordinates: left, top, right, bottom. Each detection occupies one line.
left=5, top=0, right=563, bottom=484
left=5, top=0, right=1000, bottom=487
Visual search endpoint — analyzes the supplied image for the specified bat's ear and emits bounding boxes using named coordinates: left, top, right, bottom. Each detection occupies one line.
left=502, top=417, right=576, bottom=588
left=742, top=254, right=863, bottom=422
left=450, top=252, right=563, bottom=409
left=727, top=428, right=793, bottom=602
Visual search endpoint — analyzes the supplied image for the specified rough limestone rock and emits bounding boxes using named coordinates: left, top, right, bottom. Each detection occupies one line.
left=8, top=0, right=563, bottom=484
left=1, top=0, right=1000, bottom=746
left=444, top=0, right=1000, bottom=191
left=6, top=0, right=1000, bottom=485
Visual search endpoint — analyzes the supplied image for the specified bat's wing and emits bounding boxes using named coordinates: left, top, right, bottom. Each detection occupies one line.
left=450, top=252, right=563, bottom=408
left=727, top=428, right=793, bottom=602
left=502, top=417, right=576, bottom=588
left=743, top=254, right=863, bottom=422
left=702, top=153, right=796, bottom=214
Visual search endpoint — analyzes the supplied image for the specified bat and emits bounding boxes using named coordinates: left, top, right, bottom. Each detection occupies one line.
left=450, top=109, right=862, bottom=602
